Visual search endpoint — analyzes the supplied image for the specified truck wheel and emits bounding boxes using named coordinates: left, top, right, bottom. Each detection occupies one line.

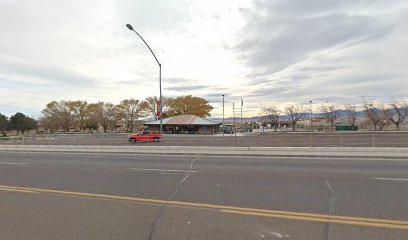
left=153, top=137, right=160, bottom=142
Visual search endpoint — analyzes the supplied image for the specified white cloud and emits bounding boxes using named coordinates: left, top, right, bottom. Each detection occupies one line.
left=0, top=0, right=407, bottom=118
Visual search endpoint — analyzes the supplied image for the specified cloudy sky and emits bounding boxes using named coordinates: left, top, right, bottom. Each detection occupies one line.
left=1, top=0, right=407, bottom=118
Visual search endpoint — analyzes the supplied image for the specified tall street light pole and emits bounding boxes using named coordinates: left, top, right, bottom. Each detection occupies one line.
left=126, top=24, right=163, bottom=136
left=222, top=94, right=225, bottom=136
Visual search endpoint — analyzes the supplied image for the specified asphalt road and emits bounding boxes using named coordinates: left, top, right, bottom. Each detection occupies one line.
left=3, top=132, right=408, bottom=148
left=0, top=152, right=407, bottom=239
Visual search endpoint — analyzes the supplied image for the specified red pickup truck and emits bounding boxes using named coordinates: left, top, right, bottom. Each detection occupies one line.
left=128, top=131, right=161, bottom=143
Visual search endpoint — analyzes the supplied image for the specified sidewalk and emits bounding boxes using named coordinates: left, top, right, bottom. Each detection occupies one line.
left=1, top=145, right=408, bottom=159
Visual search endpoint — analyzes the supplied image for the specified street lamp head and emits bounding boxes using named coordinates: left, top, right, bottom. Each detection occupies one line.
left=126, top=24, right=134, bottom=31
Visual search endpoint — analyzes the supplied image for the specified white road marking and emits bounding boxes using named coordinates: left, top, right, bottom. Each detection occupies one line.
left=129, top=168, right=197, bottom=173
left=0, top=162, right=27, bottom=165
left=374, top=177, right=408, bottom=181
left=270, top=232, right=283, bottom=238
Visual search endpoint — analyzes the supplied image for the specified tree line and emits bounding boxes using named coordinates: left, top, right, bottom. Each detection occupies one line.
left=261, top=101, right=408, bottom=131
left=0, top=112, right=37, bottom=136
left=40, top=95, right=213, bottom=133
left=2, top=98, right=406, bottom=135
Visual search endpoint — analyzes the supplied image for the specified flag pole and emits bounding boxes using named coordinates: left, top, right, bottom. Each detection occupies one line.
left=233, top=102, right=236, bottom=146
left=241, top=98, right=243, bottom=132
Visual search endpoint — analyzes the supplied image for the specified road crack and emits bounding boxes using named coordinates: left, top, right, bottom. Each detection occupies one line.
left=147, top=155, right=200, bottom=240
left=324, top=179, right=335, bottom=240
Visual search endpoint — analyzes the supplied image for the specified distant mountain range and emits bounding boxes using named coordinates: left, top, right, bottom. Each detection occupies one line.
left=209, top=109, right=369, bottom=123
left=143, top=108, right=393, bottom=123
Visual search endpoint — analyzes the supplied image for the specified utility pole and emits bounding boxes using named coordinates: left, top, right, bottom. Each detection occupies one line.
left=222, top=94, right=225, bottom=136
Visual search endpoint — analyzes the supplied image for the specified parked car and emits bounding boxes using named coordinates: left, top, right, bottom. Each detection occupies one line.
left=128, top=131, right=161, bottom=143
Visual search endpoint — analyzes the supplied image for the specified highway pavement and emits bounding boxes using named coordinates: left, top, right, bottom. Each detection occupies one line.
left=0, top=151, right=407, bottom=239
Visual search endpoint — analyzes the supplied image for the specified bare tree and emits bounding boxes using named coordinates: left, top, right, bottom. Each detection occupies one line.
left=117, top=99, right=144, bottom=132
left=41, top=101, right=75, bottom=132
left=38, top=116, right=59, bottom=133
left=140, top=96, right=172, bottom=120
left=261, top=105, right=281, bottom=131
left=71, top=101, right=88, bottom=132
left=319, top=105, right=339, bottom=131
left=377, top=117, right=389, bottom=130
left=85, top=103, right=100, bottom=131
left=111, top=105, right=123, bottom=132
left=285, top=105, right=307, bottom=132
left=90, top=102, right=118, bottom=133
left=344, top=104, right=358, bottom=129
left=379, top=102, right=408, bottom=130
left=364, top=103, right=387, bottom=130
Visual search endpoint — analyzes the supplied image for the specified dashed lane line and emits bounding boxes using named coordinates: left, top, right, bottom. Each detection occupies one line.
left=374, top=178, right=408, bottom=182
left=128, top=168, right=197, bottom=173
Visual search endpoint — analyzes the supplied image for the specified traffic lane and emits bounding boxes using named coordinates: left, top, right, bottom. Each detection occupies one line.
left=0, top=190, right=157, bottom=240
left=2, top=151, right=407, bottom=185
left=0, top=166, right=187, bottom=199
left=0, top=152, right=199, bottom=200
left=173, top=156, right=408, bottom=220
left=0, top=189, right=325, bottom=240
left=156, top=207, right=407, bottom=240
left=154, top=204, right=326, bottom=240
left=1, top=152, right=407, bottom=221
left=192, top=156, right=408, bottom=178
left=0, top=152, right=198, bottom=171
left=329, top=178, right=408, bottom=221
left=0, top=189, right=406, bottom=240
left=328, top=224, right=408, bottom=240
left=3, top=152, right=408, bottom=184
left=173, top=168, right=331, bottom=216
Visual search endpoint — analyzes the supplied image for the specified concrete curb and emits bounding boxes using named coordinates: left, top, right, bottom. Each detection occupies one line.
left=0, top=150, right=407, bottom=160
left=1, top=145, right=407, bottom=159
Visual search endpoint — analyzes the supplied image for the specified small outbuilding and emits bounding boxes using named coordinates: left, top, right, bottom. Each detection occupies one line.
left=144, top=115, right=221, bottom=134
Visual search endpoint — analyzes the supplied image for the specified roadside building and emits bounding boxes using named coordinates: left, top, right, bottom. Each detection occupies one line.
left=144, top=115, right=221, bottom=134
left=221, top=123, right=235, bottom=134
